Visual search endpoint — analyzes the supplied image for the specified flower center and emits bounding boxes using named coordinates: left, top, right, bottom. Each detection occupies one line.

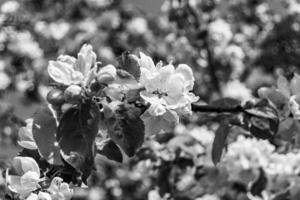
left=152, top=90, right=168, bottom=98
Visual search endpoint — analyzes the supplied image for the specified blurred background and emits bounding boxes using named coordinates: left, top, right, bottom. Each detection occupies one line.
left=1, top=0, right=300, bottom=199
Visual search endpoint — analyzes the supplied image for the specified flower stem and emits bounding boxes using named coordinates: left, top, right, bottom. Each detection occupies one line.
left=191, top=104, right=244, bottom=113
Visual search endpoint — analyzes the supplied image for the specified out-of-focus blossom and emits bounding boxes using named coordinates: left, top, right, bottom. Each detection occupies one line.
left=223, top=136, right=275, bottom=170
left=8, top=31, right=43, bottom=59
left=48, top=177, right=73, bottom=200
left=148, top=188, right=169, bottom=200
left=26, top=191, right=52, bottom=200
left=18, top=118, right=37, bottom=150
left=127, top=17, right=148, bottom=35
left=98, top=46, right=115, bottom=62
left=138, top=52, right=198, bottom=116
left=208, top=19, right=232, bottom=46
left=1, top=0, right=19, bottom=13
left=222, top=80, right=252, bottom=101
left=0, top=72, right=11, bottom=90
left=7, top=157, right=41, bottom=198
left=196, top=194, right=220, bottom=200
left=85, top=0, right=112, bottom=8
left=35, top=21, right=70, bottom=40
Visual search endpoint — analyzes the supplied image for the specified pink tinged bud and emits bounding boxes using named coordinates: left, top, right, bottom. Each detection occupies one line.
left=64, top=85, right=82, bottom=103
left=97, top=64, right=117, bottom=84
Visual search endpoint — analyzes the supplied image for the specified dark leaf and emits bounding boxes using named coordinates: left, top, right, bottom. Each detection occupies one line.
left=250, top=168, right=267, bottom=197
left=243, top=99, right=279, bottom=140
left=32, top=105, right=62, bottom=165
left=212, top=123, right=230, bottom=165
left=57, top=100, right=100, bottom=179
left=103, top=102, right=145, bottom=157
left=96, top=139, right=123, bottom=163
left=273, top=190, right=290, bottom=200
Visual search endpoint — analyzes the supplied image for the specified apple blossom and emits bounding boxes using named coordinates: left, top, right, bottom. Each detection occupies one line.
left=47, top=44, right=96, bottom=87
left=96, top=64, right=117, bottom=85
left=138, top=52, right=198, bottom=117
left=7, top=157, right=41, bottom=198
left=48, top=177, right=73, bottom=200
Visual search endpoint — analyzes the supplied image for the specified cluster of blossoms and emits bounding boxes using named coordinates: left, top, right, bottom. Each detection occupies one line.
left=5, top=43, right=198, bottom=199
left=7, top=146, right=72, bottom=200
left=222, top=135, right=300, bottom=199
left=46, top=44, right=198, bottom=135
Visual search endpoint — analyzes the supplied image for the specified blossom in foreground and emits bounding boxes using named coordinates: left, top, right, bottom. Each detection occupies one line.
left=47, top=44, right=96, bottom=87
left=138, top=52, right=199, bottom=117
left=7, top=157, right=41, bottom=198
left=26, top=191, right=51, bottom=200
left=48, top=177, right=73, bottom=200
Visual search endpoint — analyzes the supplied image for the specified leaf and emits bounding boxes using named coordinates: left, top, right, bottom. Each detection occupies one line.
left=257, top=87, right=288, bottom=112
left=114, top=69, right=138, bottom=86
left=211, top=123, right=230, bottom=165
left=57, top=100, right=100, bottom=179
left=117, top=51, right=140, bottom=80
left=103, top=102, right=145, bottom=157
left=96, top=139, right=123, bottom=163
left=244, top=99, right=279, bottom=139
left=273, top=190, right=290, bottom=200
left=32, top=105, right=62, bottom=165
left=250, top=168, right=267, bottom=197
left=277, top=118, right=299, bottom=142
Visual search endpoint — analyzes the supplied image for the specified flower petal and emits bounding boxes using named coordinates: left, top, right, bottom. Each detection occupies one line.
left=163, top=73, right=185, bottom=99
left=175, top=64, right=194, bottom=91
left=13, top=157, right=40, bottom=177
left=76, top=44, right=96, bottom=77
left=139, top=52, right=156, bottom=72
left=26, top=193, right=38, bottom=200
left=148, top=103, right=166, bottom=116
left=37, top=191, right=52, bottom=200
left=57, top=55, right=76, bottom=66
left=48, top=61, right=79, bottom=85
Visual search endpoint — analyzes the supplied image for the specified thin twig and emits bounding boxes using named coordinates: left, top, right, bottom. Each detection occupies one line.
left=191, top=104, right=244, bottom=113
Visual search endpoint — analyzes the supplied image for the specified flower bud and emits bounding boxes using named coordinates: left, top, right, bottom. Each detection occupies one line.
left=64, top=85, right=82, bottom=103
left=96, top=64, right=117, bottom=85
left=47, top=88, right=65, bottom=106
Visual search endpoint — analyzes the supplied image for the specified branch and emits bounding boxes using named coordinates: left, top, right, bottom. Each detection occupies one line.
left=191, top=104, right=244, bottom=113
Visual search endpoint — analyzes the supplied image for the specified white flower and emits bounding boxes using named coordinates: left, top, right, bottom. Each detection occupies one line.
left=138, top=52, right=198, bottom=116
left=127, top=17, right=148, bottom=35
left=26, top=191, right=52, bottom=200
left=1, top=0, right=19, bottom=13
left=0, top=72, right=11, bottom=90
left=47, top=44, right=97, bottom=86
left=48, top=177, right=73, bottom=200
left=18, top=118, right=38, bottom=150
left=208, top=18, right=232, bottom=46
left=8, top=31, right=43, bottom=59
left=96, top=64, right=117, bottom=84
left=222, top=80, right=252, bottom=101
left=7, top=157, right=41, bottom=198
